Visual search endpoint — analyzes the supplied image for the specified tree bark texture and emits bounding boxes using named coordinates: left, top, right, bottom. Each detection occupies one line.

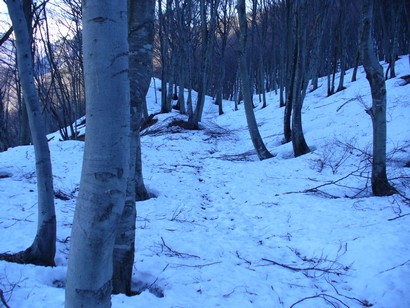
left=65, top=1, right=130, bottom=306
left=112, top=0, right=154, bottom=295
left=4, top=0, right=56, bottom=267
left=360, top=0, right=396, bottom=196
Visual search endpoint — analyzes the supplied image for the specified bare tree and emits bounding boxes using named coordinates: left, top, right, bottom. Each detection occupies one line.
left=218, top=1, right=235, bottom=114
left=188, top=0, right=219, bottom=129
left=282, top=0, right=311, bottom=156
left=65, top=0, right=130, bottom=306
left=36, top=1, right=85, bottom=141
left=360, top=0, right=396, bottom=196
left=158, top=0, right=172, bottom=113
left=1, top=0, right=56, bottom=266
left=236, top=0, right=273, bottom=160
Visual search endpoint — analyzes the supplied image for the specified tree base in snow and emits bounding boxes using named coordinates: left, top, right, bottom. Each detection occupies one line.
left=0, top=246, right=55, bottom=267
left=372, top=179, right=397, bottom=197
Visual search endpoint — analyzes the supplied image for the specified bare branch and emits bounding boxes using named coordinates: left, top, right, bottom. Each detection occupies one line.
left=0, top=289, right=11, bottom=308
left=290, top=293, right=350, bottom=308
left=161, top=237, right=200, bottom=259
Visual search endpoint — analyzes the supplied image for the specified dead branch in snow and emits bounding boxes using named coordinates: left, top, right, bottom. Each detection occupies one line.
left=160, top=237, right=200, bottom=259
left=379, top=260, right=410, bottom=273
left=0, top=289, right=10, bottom=308
left=290, top=293, right=350, bottom=308
left=260, top=258, right=348, bottom=276
left=170, top=261, right=222, bottom=269
left=327, top=278, right=374, bottom=307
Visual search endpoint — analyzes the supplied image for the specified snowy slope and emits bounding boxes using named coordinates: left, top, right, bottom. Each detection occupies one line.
left=0, top=56, right=409, bottom=307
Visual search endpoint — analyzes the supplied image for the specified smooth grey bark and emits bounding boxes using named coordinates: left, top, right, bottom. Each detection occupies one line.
left=18, top=0, right=32, bottom=146
left=360, top=0, right=396, bottom=196
left=112, top=0, right=154, bottom=295
left=236, top=0, right=273, bottom=161
left=19, top=101, right=31, bottom=145
left=2, top=0, right=56, bottom=266
left=65, top=1, right=130, bottom=306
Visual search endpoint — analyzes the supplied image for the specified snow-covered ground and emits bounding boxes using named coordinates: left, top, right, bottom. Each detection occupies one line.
left=0, top=56, right=409, bottom=307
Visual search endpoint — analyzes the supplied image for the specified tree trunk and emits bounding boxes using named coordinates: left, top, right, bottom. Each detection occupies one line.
left=291, top=3, right=310, bottom=157
left=283, top=47, right=294, bottom=144
left=0, top=91, right=7, bottom=152
left=259, top=54, right=267, bottom=108
left=112, top=0, right=154, bottom=295
left=188, top=0, right=219, bottom=129
left=236, top=0, right=273, bottom=161
left=2, top=0, right=56, bottom=267
left=65, top=1, right=130, bottom=306
left=178, top=82, right=186, bottom=114
left=351, top=50, right=360, bottom=82
left=336, top=2, right=347, bottom=93
left=159, top=0, right=171, bottom=113
left=360, top=0, right=396, bottom=196
left=19, top=102, right=31, bottom=145
left=18, top=0, right=33, bottom=146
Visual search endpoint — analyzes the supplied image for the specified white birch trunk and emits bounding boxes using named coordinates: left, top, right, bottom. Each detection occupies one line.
left=65, top=1, right=130, bottom=306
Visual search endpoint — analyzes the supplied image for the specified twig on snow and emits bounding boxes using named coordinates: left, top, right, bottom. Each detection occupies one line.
left=160, top=237, right=200, bottom=259
left=387, top=213, right=410, bottom=221
left=236, top=250, right=252, bottom=266
left=379, top=260, right=410, bottom=274
left=327, top=279, right=374, bottom=307
left=290, top=293, right=350, bottom=308
left=171, top=261, right=222, bottom=269
left=0, top=289, right=10, bottom=308
left=260, top=258, right=348, bottom=276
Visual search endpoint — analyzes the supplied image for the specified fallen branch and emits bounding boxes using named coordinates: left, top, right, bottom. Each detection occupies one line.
left=336, top=98, right=357, bottom=112
left=387, top=213, right=410, bottom=221
left=379, top=260, right=410, bottom=274
left=304, top=167, right=364, bottom=195
left=327, top=279, right=373, bottom=307
left=171, top=261, right=222, bottom=269
left=0, top=289, right=10, bottom=308
left=236, top=250, right=252, bottom=266
left=260, top=258, right=347, bottom=275
left=290, top=293, right=349, bottom=308
left=161, top=237, right=200, bottom=259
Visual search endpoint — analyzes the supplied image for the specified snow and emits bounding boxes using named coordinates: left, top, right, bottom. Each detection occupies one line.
left=1, top=56, right=409, bottom=307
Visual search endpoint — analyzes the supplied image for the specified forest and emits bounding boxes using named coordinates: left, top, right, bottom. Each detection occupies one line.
left=0, top=0, right=409, bottom=307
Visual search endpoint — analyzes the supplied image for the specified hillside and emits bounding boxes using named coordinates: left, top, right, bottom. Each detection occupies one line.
left=0, top=56, right=409, bottom=307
